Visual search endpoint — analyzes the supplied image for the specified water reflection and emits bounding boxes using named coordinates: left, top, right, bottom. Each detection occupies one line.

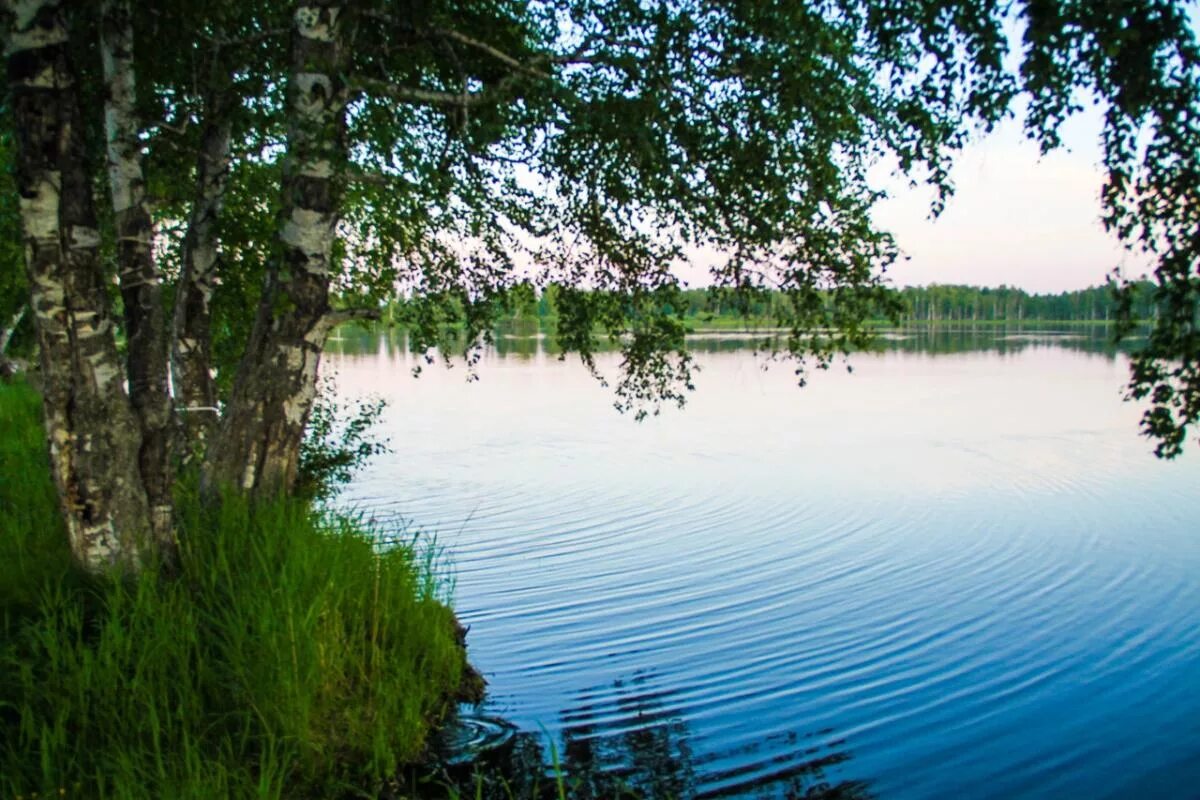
left=556, top=672, right=696, bottom=799
left=424, top=671, right=872, bottom=799
left=326, top=323, right=1136, bottom=362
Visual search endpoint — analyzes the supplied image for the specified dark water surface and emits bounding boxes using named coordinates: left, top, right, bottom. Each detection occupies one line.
left=328, top=329, right=1200, bottom=798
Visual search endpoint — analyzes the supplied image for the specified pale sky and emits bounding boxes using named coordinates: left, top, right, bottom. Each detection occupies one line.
left=666, top=104, right=1147, bottom=295
left=871, top=106, right=1149, bottom=294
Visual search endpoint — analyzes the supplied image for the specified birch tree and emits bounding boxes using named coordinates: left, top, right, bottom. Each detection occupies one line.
left=5, top=0, right=152, bottom=570
left=170, top=96, right=230, bottom=456
left=206, top=2, right=351, bottom=493
left=100, top=0, right=173, bottom=543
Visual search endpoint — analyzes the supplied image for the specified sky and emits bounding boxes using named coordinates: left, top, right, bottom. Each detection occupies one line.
left=870, top=105, right=1149, bottom=295
left=667, top=102, right=1149, bottom=296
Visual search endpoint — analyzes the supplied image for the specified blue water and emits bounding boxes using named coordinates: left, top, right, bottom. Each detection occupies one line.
left=329, top=331, right=1200, bottom=798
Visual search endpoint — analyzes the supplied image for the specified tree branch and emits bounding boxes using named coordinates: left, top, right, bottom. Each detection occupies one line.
left=359, top=10, right=551, bottom=78
left=345, top=169, right=424, bottom=190
left=201, top=27, right=288, bottom=48
left=350, top=76, right=520, bottom=109
left=351, top=77, right=472, bottom=108
left=428, top=28, right=551, bottom=79
left=0, top=304, right=26, bottom=356
left=325, top=307, right=381, bottom=327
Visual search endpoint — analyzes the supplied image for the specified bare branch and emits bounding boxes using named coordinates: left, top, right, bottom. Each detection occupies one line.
left=428, top=28, right=551, bottom=79
left=314, top=307, right=380, bottom=346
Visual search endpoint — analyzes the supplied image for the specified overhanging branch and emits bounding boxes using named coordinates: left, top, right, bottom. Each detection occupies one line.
left=325, top=307, right=381, bottom=328
left=428, top=28, right=551, bottom=79
left=359, top=11, right=551, bottom=79
left=349, top=73, right=534, bottom=110
left=350, top=76, right=495, bottom=109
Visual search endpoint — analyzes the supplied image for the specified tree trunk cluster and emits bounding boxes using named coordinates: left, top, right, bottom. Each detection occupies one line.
left=3, top=1, right=349, bottom=571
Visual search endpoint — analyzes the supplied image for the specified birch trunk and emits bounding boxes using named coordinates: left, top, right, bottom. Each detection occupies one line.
left=204, top=3, right=347, bottom=495
left=0, top=304, right=25, bottom=378
left=0, top=303, right=25, bottom=352
left=100, top=0, right=173, bottom=547
left=5, top=0, right=151, bottom=570
left=171, top=98, right=230, bottom=459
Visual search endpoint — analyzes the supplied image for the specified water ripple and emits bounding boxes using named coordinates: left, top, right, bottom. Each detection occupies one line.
left=332, top=345, right=1200, bottom=798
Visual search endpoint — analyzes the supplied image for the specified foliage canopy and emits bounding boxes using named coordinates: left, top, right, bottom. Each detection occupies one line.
left=128, top=2, right=1200, bottom=450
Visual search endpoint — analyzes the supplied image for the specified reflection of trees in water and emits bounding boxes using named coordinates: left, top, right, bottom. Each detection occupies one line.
left=327, top=324, right=1136, bottom=361
left=693, top=728, right=868, bottom=800
left=557, top=672, right=696, bottom=799
left=424, top=670, right=872, bottom=800
left=871, top=324, right=1129, bottom=358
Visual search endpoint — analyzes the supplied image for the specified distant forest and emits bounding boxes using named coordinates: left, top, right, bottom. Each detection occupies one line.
left=672, top=282, right=1158, bottom=325
left=862, top=282, right=1152, bottom=324
left=381, top=281, right=1158, bottom=330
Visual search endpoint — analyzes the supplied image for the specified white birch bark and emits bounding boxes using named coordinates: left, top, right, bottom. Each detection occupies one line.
left=0, top=305, right=27, bottom=378
left=100, top=0, right=174, bottom=549
left=5, top=0, right=151, bottom=570
left=0, top=304, right=25, bottom=355
left=206, top=3, right=347, bottom=495
left=171, top=107, right=231, bottom=458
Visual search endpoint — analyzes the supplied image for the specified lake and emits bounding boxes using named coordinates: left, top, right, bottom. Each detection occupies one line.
left=327, top=328, right=1200, bottom=799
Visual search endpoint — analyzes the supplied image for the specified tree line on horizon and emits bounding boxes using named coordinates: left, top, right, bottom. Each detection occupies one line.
left=881, top=281, right=1156, bottom=324
left=379, top=280, right=1160, bottom=329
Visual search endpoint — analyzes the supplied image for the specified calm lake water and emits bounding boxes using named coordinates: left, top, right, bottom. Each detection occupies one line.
left=327, top=328, right=1200, bottom=799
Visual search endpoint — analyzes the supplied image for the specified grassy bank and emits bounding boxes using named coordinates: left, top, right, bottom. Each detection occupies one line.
left=0, top=381, right=470, bottom=798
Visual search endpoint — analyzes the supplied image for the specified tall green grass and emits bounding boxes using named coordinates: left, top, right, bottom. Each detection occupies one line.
left=0, top=381, right=467, bottom=798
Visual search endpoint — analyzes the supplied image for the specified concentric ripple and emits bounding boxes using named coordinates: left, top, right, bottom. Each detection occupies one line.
left=331, top=339, right=1200, bottom=798
left=436, top=715, right=519, bottom=766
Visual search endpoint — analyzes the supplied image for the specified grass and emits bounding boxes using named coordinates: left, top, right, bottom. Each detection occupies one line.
left=0, top=380, right=469, bottom=799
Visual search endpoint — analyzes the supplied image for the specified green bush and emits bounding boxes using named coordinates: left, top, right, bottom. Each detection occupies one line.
left=0, top=381, right=466, bottom=799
